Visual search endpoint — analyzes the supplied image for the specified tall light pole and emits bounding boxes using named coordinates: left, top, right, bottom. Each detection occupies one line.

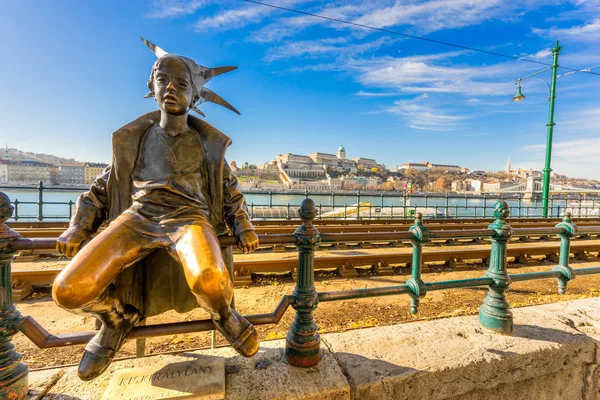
left=513, top=41, right=561, bottom=218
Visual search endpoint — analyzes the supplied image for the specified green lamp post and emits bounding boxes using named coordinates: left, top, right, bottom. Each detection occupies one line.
left=513, top=41, right=561, bottom=218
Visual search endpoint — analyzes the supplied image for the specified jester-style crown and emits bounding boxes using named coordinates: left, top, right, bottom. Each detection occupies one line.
left=141, top=37, right=239, bottom=117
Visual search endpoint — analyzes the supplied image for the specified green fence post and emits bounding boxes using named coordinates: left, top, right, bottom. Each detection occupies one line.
left=356, top=190, right=360, bottom=219
left=479, top=200, right=513, bottom=334
left=286, top=199, right=321, bottom=367
left=408, top=213, right=429, bottom=314
left=37, top=181, right=44, bottom=221
left=517, top=195, right=522, bottom=218
left=0, top=192, right=28, bottom=399
left=269, top=190, right=273, bottom=208
left=552, top=212, right=576, bottom=294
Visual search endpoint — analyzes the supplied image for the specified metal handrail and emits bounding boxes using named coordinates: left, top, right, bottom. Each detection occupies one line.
left=3, top=182, right=599, bottom=221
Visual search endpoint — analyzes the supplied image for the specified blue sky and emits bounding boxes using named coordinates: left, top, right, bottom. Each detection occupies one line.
left=1, top=1, right=600, bottom=178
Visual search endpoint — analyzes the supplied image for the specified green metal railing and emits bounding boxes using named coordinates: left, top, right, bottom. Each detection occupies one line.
left=2, top=183, right=600, bottom=221
left=1, top=193, right=600, bottom=394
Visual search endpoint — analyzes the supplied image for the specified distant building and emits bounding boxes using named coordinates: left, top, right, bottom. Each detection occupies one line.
left=8, top=160, right=59, bottom=184
left=483, top=181, right=513, bottom=192
left=274, top=153, right=313, bottom=168
left=84, top=163, right=109, bottom=184
left=0, top=160, right=8, bottom=183
left=470, top=179, right=482, bottom=193
left=399, top=162, right=429, bottom=171
left=308, top=152, right=339, bottom=168
left=341, top=175, right=382, bottom=190
left=270, top=146, right=378, bottom=189
left=59, top=163, right=86, bottom=184
left=353, top=157, right=377, bottom=169
left=427, top=162, right=462, bottom=173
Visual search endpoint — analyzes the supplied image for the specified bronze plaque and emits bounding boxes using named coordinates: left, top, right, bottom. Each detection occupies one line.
left=100, top=358, right=225, bottom=400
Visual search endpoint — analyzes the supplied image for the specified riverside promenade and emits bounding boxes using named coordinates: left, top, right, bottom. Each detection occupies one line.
left=30, top=297, right=600, bottom=399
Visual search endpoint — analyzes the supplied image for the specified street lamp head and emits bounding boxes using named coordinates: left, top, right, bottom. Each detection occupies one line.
left=552, top=41, right=562, bottom=54
left=512, top=83, right=526, bottom=102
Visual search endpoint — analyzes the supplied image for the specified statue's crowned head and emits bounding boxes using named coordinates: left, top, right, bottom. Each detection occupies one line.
left=141, top=38, right=240, bottom=117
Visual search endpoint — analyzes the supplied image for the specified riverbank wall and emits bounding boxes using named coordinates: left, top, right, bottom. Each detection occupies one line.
left=31, top=297, right=600, bottom=399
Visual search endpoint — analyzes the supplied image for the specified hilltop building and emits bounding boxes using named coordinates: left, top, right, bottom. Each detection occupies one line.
left=399, top=162, right=429, bottom=171
left=269, top=146, right=380, bottom=189
left=399, top=161, right=465, bottom=173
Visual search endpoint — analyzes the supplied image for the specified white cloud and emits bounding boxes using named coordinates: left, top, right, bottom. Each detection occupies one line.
left=532, top=19, right=600, bottom=42
left=147, top=0, right=210, bottom=19
left=265, top=36, right=394, bottom=61
left=249, top=4, right=372, bottom=43
left=355, top=91, right=403, bottom=97
left=350, top=0, right=557, bottom=34
left=387, top=94, right=468, bottom=131
left=194, top=0, right=310, bottom=31
left=348, top=52, right=526, bottom=96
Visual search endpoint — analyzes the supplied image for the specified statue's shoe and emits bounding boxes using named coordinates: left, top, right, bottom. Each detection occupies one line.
left=78, top=307, right=140, bottom=381
left=214, top=308, right=259, bottom=357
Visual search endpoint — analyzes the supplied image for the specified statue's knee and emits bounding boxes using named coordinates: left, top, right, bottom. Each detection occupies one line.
left=52, top=276, right=97, bottom=310
left=188, top=265, right=230, bottom=296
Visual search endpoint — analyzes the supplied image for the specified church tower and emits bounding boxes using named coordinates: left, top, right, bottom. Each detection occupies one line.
left=506, top=157, right=511, bottom=175
left=337, top=145, right=346, bottom=160
left=3, top=144, right=9, bottom=160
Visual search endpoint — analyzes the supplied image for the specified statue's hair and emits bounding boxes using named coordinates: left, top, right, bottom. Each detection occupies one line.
left=140, top=38, right=239, bottom=116
left=147, top=55, right=201, bottom=106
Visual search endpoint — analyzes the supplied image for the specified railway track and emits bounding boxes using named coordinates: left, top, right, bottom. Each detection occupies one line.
left=9, top=219, right=600, bottom=256
left=12, top=240, right=600, bottom=289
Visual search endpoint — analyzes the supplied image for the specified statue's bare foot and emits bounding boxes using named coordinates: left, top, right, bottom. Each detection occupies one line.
left=78, top=306, right=140, bottom=380
left=214, top=308, right=259, bottom=357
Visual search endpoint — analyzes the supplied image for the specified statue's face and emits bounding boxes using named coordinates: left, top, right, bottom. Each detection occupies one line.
left=153, top=57, right=194, bottom=115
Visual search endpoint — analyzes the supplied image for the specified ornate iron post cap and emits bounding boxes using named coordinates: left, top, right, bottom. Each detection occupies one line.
left=298, top=199, right=317, bottom=224
left=0, top=192, right=13, bottom=224
left=556, top=212, right=577, bottom=238
left=488, top=200, right=512, bottom=237
left=409, top=213, right=429, bottom=243
left=0, top=193, right=17, bottom=241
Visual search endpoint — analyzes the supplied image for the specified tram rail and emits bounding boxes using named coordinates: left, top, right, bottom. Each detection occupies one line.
left=11, top=240, right=600, bottom=289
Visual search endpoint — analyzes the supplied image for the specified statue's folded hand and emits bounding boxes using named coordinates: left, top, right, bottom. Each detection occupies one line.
left=56, top=226, right=92, bottom=258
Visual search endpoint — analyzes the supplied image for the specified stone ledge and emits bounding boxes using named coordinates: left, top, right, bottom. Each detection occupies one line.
left=29, top=298, right=600, bottom=400
left=34, top=340, right=350, bottom=400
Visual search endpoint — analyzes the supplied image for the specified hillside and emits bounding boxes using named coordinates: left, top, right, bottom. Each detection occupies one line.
left=6, top=148, right=84, bottom=166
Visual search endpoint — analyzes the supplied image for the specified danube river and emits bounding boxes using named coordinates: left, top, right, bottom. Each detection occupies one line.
left=1, top=187, right=588, bottom=221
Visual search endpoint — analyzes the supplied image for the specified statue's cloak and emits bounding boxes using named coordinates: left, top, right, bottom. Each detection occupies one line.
left=72, top=110, right=251, bottom=318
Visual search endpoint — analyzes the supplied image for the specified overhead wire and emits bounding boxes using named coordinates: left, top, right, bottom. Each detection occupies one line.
left=242, top=0, right=600, bottom=77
